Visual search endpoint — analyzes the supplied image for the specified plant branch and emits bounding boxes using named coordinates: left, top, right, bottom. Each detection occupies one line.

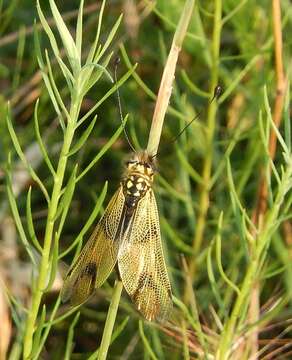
left=188, top=0, right=222, bottom=276
left=23, top=106, right=78, bottom=359
left=248, top=0, right=287, bottom=357
left=147, top=0, right=195, bottom=156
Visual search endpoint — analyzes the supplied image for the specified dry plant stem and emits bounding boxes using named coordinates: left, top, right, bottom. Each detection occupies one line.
left=23, top=103, right=79, bottom=358
left=255, top=0, right=287, bottom=220
left=98, top=1, right=195, bottom=359
left=248, top=0, right=286, bottom=357
left=189, top=0, right=222, bottom=276
left=147, top=0, right=195, bottom=156
left=247, top=280, right=260, bottom=356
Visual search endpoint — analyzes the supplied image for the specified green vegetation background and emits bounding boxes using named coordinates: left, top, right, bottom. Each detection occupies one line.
left=0, top=0, right=291, bottom=359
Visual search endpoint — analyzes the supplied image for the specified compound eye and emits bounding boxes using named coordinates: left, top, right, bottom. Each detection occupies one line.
left=126, top=160, right=137, bottom=166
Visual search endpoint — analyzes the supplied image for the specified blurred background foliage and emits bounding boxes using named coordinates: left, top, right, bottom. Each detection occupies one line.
left=0, top=0, right=291, bottom=359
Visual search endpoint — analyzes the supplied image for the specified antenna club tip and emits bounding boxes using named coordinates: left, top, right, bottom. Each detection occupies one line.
left=214, top=85, right=222, bottom=99
left=114, top=57, right=121, bottom=66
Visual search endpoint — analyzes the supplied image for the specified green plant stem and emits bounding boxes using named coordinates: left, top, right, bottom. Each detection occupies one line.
left=189, top=0, right=222, bottom=276
left=97, top=280, right=123, bottom=360
left=23, top=102, right=79, bottom=359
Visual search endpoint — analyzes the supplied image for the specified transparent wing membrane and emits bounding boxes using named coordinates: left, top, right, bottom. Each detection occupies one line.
left=118, top=189, right=172, bottom=321
left=61, top=186, right=125, bottom=305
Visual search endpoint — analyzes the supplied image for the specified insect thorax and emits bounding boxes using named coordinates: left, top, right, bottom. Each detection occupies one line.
left=122, top=173, right=151, bottom=208
left=122, top=153, right=154, bottom=208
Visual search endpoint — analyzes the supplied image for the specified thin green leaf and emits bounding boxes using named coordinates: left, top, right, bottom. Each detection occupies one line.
left=80, top=53, right=114, bottom=96
left=89, top=316, right=130, bottom=360
left=45, top=231, right=59, bottom=292
left=283, top=82, right=290, bottom=152
left=55, top=54, right=74, bottom=92
left=221, top=0, right=248, bottom=26
left=56, top=165, right=78, bottom=237
left=139, top=321, right=158, bottom=360
left=176, top=146, right=204, bottom=185
left=76, top=120, right=126, bottom=183
left=94, top=14, right=123, bottom=63
left=206, top=242, right=225, bottom=313
left=26, top=186, right=42, bottom=253
left=218, top=55, right=260, bottom=104
left=172, top=296, right=207, bottom=340
left=77, top=65, right=137, bottom=128
left=45, top=49, right=69, bottom=126
left=86, top=0, right=106, bottom=65
left=36, top=0, right=60, bottom=61
left=157, top=175, right=189, bottom=203
left=161, top=217, right=194, bottom=255
left=6, top=107, right=50, bottom=203
left=35, top=7, right=74, bottom=89
left=34, top=26, right=65, bottom=130
left=181, top=70, right=209, bottom=98
left=34, top=99, right=56, bottom=175
left=111, top=317, right=130, bottom=344
left=33, top=297, right=62, bottom=359
left=69, top=116, right=97, bottom=156
left=2, top=275, right=28, bottom=314
left=49, top=0, right=80, bottom=73
left=64, top=312, right=80, bottom=360
left=6, top=157, right=36, bottom=266
left=264, top=86, right=289, bottom=154
left=59, top=181, right=108, bottom=259
left=31, top=305, right=46, bottom=358
left=46, top=302, right=81, bottom=329
left=12, top=25, right=26, bottom=91
left=215, top=212, right=240, bottom=296
left=226, top=158, right=256, bottom=233
left=76, top=0, right=84, bottom=57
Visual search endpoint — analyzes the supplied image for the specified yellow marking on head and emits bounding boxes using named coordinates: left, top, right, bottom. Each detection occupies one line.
left=136, top=183, right=143, bottom=190
left=145, top=167, right=153, bottom=176
left=136, top=164, right=144, bottom=172
left=137, top=177, right=144, bottom=183
left=127, top=181, right=133, bottom=188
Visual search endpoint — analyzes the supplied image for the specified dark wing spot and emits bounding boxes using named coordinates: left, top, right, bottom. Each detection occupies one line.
left=80, top=262, right=97, bottom=286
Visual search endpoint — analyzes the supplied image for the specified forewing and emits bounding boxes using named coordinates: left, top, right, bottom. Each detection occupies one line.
left=61, top=186, right=125, bottom=305
left=118, top=189, right=172, bottom=321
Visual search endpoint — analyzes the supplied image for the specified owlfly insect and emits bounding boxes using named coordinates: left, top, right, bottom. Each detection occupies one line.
left=61, top=151, right=172, bottom=321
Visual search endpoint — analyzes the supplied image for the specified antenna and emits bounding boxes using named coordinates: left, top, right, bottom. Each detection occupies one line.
left=170, top=85, right=222, bottom=144
left=114, top=57, right=136, bottom=153
left=151, top=85, right=222, bottom=159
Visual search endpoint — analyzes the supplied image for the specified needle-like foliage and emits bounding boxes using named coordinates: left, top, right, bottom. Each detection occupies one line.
left=0, top=0, right=291, bottom=359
